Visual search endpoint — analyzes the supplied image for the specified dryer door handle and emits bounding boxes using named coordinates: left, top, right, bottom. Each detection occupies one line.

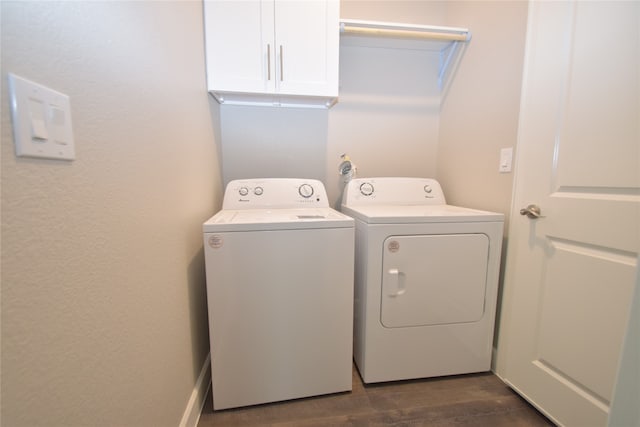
left=387, top=268, right=406, bottom=297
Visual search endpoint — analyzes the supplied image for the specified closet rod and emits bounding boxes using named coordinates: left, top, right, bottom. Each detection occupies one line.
left=339, top=20, right=471, bottom=42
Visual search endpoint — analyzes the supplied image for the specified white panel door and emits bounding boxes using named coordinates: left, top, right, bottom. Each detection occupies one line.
left=498, top=1, right=639, bottom=426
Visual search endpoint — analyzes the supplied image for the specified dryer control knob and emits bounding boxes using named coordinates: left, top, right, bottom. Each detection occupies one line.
left=360, top=182, right=374, bottom=196
left=238, top=187, right=249, bottom=196
left=298, top=184, right=314, bottom=198
left=254, top=186, right=263, bottom=196
left=424, top=185, right=432, bottom=194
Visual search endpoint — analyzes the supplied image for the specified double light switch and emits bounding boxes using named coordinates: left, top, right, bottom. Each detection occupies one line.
left=8, top=73, right=75, bottom=160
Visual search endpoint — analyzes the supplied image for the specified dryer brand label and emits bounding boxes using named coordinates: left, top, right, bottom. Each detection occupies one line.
left=387, top=240, right=400, bottom=253
left=208, top=235, right=224, bottom=249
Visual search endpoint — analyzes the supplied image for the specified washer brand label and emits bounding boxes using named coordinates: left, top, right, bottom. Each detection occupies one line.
left=388, top=240, right=400, bottom=253
left=208, top=235, right=223, bottom=249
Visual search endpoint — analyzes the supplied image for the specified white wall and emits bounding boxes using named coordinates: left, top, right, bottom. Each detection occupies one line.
left=220, top=1, right=447, bottom=207
left=219, top=106, right=329, bottom=186
left=1, top=2, right=222, bottom=426
left=325, top=0, right=447, bottom=205
left=326, top=38, right=442, bottom=206
left=1, top=1, right=529, bottom=425
left=439, top=1, right=528, bottom=221
left=340, top=0, right=446, bottom=25
left=217, top=1, right=527, bottom=211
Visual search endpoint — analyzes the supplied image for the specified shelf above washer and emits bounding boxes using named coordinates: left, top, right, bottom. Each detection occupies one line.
left=339, top=19, right=471, bottom=90
left=340, top=19, right=471, bottom=45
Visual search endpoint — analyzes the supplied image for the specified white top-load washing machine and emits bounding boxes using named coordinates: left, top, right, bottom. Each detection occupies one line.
left=203, top=178, right=354, bottom=410
left=341, top=177, right=504, bottom=384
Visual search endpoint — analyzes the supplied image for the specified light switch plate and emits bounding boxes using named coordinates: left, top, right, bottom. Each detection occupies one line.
left=499, top=147, right=513, bottom=173
left=8, top=73, right=75, bottom=160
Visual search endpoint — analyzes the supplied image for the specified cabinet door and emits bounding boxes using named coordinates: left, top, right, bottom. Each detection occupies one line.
left=274, top=0, right=339, bottom=97
left=204, top=0, right=275, bottom=95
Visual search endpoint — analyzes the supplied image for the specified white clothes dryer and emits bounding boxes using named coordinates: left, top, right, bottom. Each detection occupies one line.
left=341, top=177, right=504, bottom=384
left=204, top=178, right=354, bottom=410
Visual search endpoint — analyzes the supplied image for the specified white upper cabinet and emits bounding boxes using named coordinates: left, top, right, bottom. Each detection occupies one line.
left=204, top=0, right=340, bottom=108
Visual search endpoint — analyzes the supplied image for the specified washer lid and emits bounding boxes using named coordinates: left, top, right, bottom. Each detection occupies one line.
left=341, top=204, right=504, bottom=224
left=203, top=207, right=354, bottom=232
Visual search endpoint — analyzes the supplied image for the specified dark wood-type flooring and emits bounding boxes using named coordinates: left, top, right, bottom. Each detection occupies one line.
left=198, top=365, right=553, bottom=426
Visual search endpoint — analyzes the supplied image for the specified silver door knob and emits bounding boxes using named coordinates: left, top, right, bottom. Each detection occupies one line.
left=520, top=204, right=543, bottom=219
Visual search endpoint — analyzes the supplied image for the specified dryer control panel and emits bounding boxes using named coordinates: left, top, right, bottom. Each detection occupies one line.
left=342, top=177, right=446, bottom=206
left=223, top=178, right=330, bottom=209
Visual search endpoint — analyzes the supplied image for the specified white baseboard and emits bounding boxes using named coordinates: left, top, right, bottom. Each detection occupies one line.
left=179, top=353, right=211, bottom=427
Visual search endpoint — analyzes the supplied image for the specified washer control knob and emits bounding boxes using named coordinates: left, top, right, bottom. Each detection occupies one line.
left=424, top=185, right=432, bottom=194
left=238, top=186, right=249, bottom=196
left=298, top=184, right=314, bottom=198
left=254, top=186, right=263, bottom=196
left=360, top=182, right=374, bottom=196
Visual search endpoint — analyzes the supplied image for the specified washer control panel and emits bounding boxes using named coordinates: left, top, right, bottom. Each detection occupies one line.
left=223, top=178, right=329, bottom=209
left=343, top=177, right=446, bottom=206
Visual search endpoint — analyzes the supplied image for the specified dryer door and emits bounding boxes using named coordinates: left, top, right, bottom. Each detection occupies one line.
left=381, top=233, right=489, bottom=328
